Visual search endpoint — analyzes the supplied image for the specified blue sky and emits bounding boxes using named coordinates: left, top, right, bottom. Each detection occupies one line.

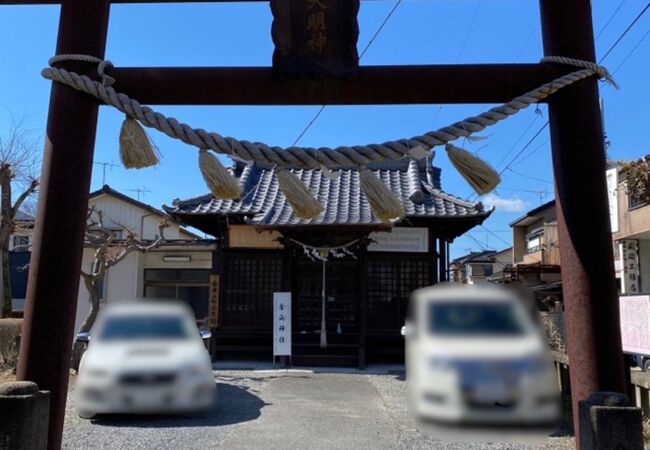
left=1, top=1, right=649, bottom=254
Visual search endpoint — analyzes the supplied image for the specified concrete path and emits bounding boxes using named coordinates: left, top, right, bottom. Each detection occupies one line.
left=221, top=371, right=399, bottom=450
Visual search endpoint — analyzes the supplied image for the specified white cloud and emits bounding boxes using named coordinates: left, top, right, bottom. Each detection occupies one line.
left=482, top=193, right=528, bottom=213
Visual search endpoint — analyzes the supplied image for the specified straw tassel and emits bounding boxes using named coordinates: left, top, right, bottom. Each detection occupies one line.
left=119, top=115, right=160, bottom=169
left=445, top=144, right=501, bottom=195
left=359, top=168, right=405, bottom=222
left=276, top=168, right=325, bottom=219
left=198, top=149, right=243, bottom=199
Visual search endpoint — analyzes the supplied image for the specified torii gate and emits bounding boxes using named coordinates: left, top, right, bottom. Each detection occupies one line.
left=1, top=0, right=626, bottom=448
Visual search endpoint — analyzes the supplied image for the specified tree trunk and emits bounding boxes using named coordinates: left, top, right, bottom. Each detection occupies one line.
left=79, top=275, right=101, bottom=333
left=71, top=275, right=101, bottom=371
left=0, top=174, right=12, bottom=318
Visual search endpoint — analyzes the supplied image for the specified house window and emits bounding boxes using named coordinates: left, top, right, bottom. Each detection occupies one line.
left=482, top=264, right=494, bottom=277
left=527, top=236, right=541, bottom=253
left=12, top=235, right=29, bottom=250
left=629, top=192, right=647, bottom=209
left=143, top=269, right=210, bottom=320
left=526, top=228, right=543, bottom=253
left=110, top=230, right=124, bottom=240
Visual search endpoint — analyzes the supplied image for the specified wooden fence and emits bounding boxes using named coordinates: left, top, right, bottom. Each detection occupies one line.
left=540, top=311, right=566, bottom=352
left=550, top=350, right=650, bottom=414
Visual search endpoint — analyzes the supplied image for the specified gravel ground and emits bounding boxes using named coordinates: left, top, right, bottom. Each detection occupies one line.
left=364, top=369, right=574, bottom=450
left=62, top=371, right=273, bottom=450
left=62, top=367, right=574, bottom=450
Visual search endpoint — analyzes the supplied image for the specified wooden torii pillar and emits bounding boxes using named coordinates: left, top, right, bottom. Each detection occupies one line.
left=1, top=0, right=625, bottom=448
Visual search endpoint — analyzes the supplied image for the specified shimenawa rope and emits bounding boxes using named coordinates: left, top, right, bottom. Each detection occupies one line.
left=41, top=54, right=615, bottom=221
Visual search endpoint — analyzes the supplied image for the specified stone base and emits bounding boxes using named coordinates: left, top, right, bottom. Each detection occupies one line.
left=0, top=381, right=50, bottom=450
left=579, top=391, right=643, bottom=450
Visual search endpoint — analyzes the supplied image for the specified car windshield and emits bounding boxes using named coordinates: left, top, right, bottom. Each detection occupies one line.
left=99, top=315, right=190, bottom=341
left=428, top=301, right=526, bottom=336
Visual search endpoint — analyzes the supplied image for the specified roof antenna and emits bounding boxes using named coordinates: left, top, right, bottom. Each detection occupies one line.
left=93, top=160, right=119, bottom=185
left=126, top=187, right=151, bottom=200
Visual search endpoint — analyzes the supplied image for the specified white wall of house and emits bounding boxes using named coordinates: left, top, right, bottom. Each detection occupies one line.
left=89, top=194, right=189, bottom=240
left=73, top=192, right=212, bottom=332
left=75, top=250, right=140, bottom=330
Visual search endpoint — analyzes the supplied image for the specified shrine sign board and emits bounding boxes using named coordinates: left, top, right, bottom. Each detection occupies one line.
left=273, top=292, right=292, bottom=356
left=368, top=227, right=429, bottom=253
left=208, top=274, right=220, bottom=327
left=271, top=0, right=360, bottom=78
left=620, top=295, right=650, bottom=356
left=228, top=224, right=284, bottom=249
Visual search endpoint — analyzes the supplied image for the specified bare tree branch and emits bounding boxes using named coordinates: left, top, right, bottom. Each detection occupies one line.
left=78, top=207, right=172, bottom=330
left=0, top=118, right=41, bottom=318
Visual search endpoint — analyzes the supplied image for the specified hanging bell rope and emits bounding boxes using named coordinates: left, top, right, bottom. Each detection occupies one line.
left=198, top=149, right=243, bottom=199
left=445, top=144, right=501, bottom=195
left=276, top=168, right=325, bottom=219
left=320, top=256, right=327, bottom=349
left=119, top=115, right=160, bottom=169
left=42, top=55, right=616, bottom=193
left=359, top=168, right=405, bottom=222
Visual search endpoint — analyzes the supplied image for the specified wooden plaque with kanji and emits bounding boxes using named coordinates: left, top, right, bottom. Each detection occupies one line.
left=271, top=0, right=360, bottom=78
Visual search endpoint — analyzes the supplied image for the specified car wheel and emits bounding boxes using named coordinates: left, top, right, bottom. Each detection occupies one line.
left=644, top=359, right=650, bottom=372
left=76, top=409, right=96, bottom=419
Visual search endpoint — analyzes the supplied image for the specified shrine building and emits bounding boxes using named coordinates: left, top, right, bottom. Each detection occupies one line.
left=165, top=157, right=491, bottom=367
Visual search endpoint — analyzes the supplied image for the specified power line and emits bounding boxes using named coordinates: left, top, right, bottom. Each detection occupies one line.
left=497, top=186, right=549, bottom=204
left=596, top=0, right=628, bottom=40
left=489, top=2, right=649, bottom=190
left=612, top=27, right=650, bottom=75
left=505, top=167, right=553, bottom=185
left=432, top=0, right=484, bottom=130
left=456, top=0, right=483, bottom=63
left=466, top=233, right=493, bottom=251
left=494, top=113, right=543, bottom=170
left=513, top=25, right=539, bottom=62
left=480, top=225, right=511, bottom=247
left=456, top=234, right=512, bottom=269
left=498, top=123, right=549, bottom=176
left=510, top=138, right=550, bottom=167
left=599, top=3, right=650, bottom=63
left=292, top=0, right=404, bottom=146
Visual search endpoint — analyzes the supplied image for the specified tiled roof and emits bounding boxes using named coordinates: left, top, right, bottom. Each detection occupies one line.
left=451, top=250, right=498, bottom=265
left=90, top=185, right=201, bottom=239
left=164, top=158, right=491, bottom=227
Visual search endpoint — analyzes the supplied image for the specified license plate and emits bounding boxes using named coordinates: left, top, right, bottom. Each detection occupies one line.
left=472, top=383, right=513, bottom=402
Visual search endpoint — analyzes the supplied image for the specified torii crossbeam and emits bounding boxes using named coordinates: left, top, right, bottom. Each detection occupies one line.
left=1, top=1, right=626, bottom=448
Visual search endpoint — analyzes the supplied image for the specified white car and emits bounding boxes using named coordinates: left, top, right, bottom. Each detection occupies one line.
left=403, top=283, right=560, bottom=425
left=75, top=301, right=216, bottom=418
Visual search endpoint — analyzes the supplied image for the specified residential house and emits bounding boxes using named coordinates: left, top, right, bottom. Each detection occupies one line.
left=495, top=200, right=562, bottom=309
left=450, top=247, right=512, bottom=284
left=74, top=185, right=216, bottom=331
left=609, top=162, right=650, bottom=294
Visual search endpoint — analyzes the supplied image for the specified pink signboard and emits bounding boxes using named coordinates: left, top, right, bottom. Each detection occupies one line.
left=620, top=295, right=650, bottom=355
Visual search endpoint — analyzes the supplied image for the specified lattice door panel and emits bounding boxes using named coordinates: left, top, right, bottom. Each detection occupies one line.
left=222, top=252, right=283, bottom=328
left=367, top=255, right=432, bottom=330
